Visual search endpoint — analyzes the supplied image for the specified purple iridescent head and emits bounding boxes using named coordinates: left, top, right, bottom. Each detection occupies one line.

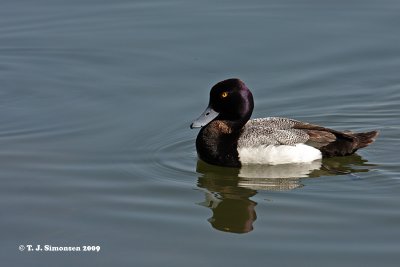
left=191, top=79, right=254, bottom=128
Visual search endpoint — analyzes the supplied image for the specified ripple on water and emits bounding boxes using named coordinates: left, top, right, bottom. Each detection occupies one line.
left=135, top=122, right=198, bottom=185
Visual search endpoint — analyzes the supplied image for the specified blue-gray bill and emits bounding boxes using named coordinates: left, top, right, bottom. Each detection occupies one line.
left=190, top=105, right=219, bottom=129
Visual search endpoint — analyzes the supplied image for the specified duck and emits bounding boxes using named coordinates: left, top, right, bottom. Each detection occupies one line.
left=190, top=78, right=379, bottom=167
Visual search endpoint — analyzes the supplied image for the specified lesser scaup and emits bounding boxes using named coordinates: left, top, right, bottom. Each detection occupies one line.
left=190, top=78, right=379, bottom=167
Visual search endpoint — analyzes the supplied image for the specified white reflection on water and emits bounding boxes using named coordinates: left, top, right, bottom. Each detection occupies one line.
left=239, top=160, right=322, bottom=179
left=196, top=155, right=375, bottom=233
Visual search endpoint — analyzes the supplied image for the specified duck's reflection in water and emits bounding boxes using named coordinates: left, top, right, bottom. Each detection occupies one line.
left=196, top=155, right=374, bottom=234
left=198, top=174, right=258, bottom=234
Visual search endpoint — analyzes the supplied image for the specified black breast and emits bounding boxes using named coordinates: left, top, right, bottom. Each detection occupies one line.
left=195, top=121, right=241, bottom=167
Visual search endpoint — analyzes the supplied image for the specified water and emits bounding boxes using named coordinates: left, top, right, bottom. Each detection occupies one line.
left=1, top=0, right=400, bottom=266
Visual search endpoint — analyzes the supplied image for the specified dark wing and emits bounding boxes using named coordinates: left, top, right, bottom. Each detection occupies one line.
left=290, top=119, right=354, bottom=149
left=290, top=118, right=379, bottom=156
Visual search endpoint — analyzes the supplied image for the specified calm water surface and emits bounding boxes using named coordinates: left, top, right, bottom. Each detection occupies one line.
left=1, top=0, right=400, bottom=266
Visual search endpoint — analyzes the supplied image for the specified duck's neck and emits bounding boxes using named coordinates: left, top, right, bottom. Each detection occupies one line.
left=224, top=118, right=249, bottom=132
left=236, top=89, right=254, bottom=128
left=232, top=106, right=253, bottom=130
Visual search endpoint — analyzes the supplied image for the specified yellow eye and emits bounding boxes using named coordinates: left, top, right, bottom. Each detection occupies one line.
left=221, top=92, right=228, bottom=98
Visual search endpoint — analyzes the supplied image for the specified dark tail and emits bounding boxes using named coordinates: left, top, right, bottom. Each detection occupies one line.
left=354, top=130, right=379, bottom=149
left=320, top=130, right=379, bottom=157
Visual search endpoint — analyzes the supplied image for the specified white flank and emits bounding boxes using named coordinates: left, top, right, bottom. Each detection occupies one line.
left=238, top=143, right=322, bottom=165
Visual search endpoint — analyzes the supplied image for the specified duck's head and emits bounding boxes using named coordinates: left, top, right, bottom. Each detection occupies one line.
left=190, top=78, right=254, bottom=129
